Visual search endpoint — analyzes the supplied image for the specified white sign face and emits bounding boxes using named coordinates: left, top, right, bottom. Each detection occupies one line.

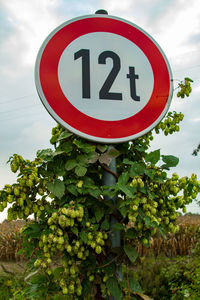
left=58, top=32, right=154, bottom=121
left=35, top=14, right=173, bottom=143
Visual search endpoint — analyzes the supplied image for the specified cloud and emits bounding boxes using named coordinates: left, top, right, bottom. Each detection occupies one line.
left=0, top=0, right=200, bottom=216
left=100, top=0, right=133, bottom=13
left=20, top=119, right=56, bottom=153
left=57, top=0, right=100, bottom=17
left=0, top=0, right=62, bottom=69
left=150, top=0, right=200, bottom=56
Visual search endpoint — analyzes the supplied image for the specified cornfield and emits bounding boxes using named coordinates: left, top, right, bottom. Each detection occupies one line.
left=0, top=215, right=199, bottom=261
left=0, top=220, right=26, bottom=261
left=137, top=224, right=199, bottom=257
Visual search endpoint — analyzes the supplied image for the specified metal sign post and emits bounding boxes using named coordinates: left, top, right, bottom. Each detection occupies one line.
left=35, top=9, right=174, bottom=299
left=102, top=146, right=122, bottom=300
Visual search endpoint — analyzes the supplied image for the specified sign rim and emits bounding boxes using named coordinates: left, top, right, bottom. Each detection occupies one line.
left=35, top=14, right=173, bottom=144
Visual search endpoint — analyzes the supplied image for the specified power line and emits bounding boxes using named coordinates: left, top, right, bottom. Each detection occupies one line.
left=0, top=110, right=46, bottom=122
left=0, top=94, right=35, bottom=105
left=0, top=103, right=41, bottom=114
left=174, top=64, right=200, bottom=72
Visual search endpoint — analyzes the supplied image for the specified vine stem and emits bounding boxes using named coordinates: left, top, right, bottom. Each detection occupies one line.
left=98, top=254, right=120, bottom=269
left=99, top=161, right=118, bottom=179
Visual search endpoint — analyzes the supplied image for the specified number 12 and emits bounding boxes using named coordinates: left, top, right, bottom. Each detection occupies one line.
left=74, top=49, right=140, bottom=101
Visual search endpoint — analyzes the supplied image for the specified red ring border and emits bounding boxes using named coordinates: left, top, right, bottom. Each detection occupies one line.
left=38, top=16, right=171, bottom=140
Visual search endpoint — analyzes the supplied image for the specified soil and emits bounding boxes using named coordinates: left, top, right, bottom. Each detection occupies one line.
left=0, top=261, right=26, bottom=275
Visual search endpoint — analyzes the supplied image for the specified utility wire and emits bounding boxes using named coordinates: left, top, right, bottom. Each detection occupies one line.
left=173, top=64, right=200, bottom=72
left=0, top=110, right=47, bottom=122
left=0, top=94, right=35, bottom=105
left=0, top=103, right=40, bottom=114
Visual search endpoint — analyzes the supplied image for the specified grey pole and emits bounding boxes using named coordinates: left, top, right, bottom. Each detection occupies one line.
left=95, top=9, right=108, bottom=15
left=102, top=147, right=120, bottom=248
left=102, top=146, right=122, bottom=300
left=95, top=10, right=122, bottom=299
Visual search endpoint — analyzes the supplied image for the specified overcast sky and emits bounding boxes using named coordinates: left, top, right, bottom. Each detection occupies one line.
left=0, top=0, right=200, bottom=221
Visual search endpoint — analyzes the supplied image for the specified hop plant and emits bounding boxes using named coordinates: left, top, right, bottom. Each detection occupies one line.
left=177, top=77, right=193, bottom=98
left=0, top=101, right=199, bottom=299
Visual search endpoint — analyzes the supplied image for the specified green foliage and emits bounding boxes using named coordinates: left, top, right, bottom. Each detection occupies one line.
left=176, top=77, right=193, bottom=98
left=0, top=110, right=200, bottom=299
left=192, top=143, right=200, bottom=156
left=0, top=273, right=26, bottom=300
left=134, top=254, right=200, bottom=300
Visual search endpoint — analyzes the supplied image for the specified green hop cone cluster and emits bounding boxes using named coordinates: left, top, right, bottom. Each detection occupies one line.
left=124, top=169, right=200, bottom=246
left=155, top=111, right=184, bottom=136
left=10, top=154, right=23, bottom=173
left=0, top=155, right=50, bottom=220
left=135, top=131, right=154, bottom=151
left=50, top=123, right=65, bottom=145
left=177, top=77, right=193, bottom=98
left=32, top=199, right=109, bottom=298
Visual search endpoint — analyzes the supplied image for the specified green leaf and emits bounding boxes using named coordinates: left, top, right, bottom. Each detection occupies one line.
left=75, top=165, right=87, bottom=177
left=66, top=184, right=78, bottom=196
left=57, top=131, right=73, bottom=141
left=88, top=188, right=101, bottom=199
left=106, top=277, right=121, bottom=300
left=52, top=267, right=64, bottom=279
left=49, top=158, right=66, bottom=176
left=36, top=149, right=53, bottom=161
left=86, top=152, right=99, bottom=164
left=107, top=148, right=120, bottom=158
left=125, top=228, right=138, bottom=239
left=60, top=141, right=73, bottom=153
left=121, top=277, right=143, bottom=294
left=144, top=216, right=151, bottom=226
left=82, top=278, right=92, bottom=296
left=71, top=227, right=78, bottom=236
left=101, top=217, right=110, bottom=230
left=112, top=222, right=124, bottom=231
left=95, top=206, right=104, bottom=222
left=145, top=168, right=155, bottom=179
left=17, top=248, right=26, bottom=255
left=73, top=139, right=96, bottom=153
left=129, top=162, right=145, bottom=176
left=124, top=244, right=138, bottom=263
left=30, top=274, right=48, bottom=284
left=80, top=231, right=88, bottom=244
left=83, top=144, right=96, bottom=154
left=103, top=261, right=116, bottom=276
left=118, top=184, right=136, bottom=198
left=161, top=155, right=179, bottom=168
left=185, top=77, right=193, bottom=82
left=122, top=158, right=134, bottom=165
left=76, top=154, right=88, bottom=165
left=65, top=159, right=77, bottom=171
left=145, top=149, right=160, bottom=165
left=134, top=144, right=146, bottom=152
left=97, top=144, right=108, bottom=153
left=22, top=223, right=41, bottom=238
left=46, top=179, right=65, bottom=199
left=118, top=172, right=130, bottom=185
left=158, top=225, right=166, bottom=238
left=52, top=150, right=64, bottom=157
left=119, top=206, right=129, bottom=218
left=129, top=278, right=143, bottom=293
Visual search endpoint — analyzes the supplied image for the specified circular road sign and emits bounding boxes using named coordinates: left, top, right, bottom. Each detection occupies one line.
left=35, top=14, right=173, bottom=143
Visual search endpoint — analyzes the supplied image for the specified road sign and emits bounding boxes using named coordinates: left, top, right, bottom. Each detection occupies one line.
left=35, top=14, right=173, bottom=143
